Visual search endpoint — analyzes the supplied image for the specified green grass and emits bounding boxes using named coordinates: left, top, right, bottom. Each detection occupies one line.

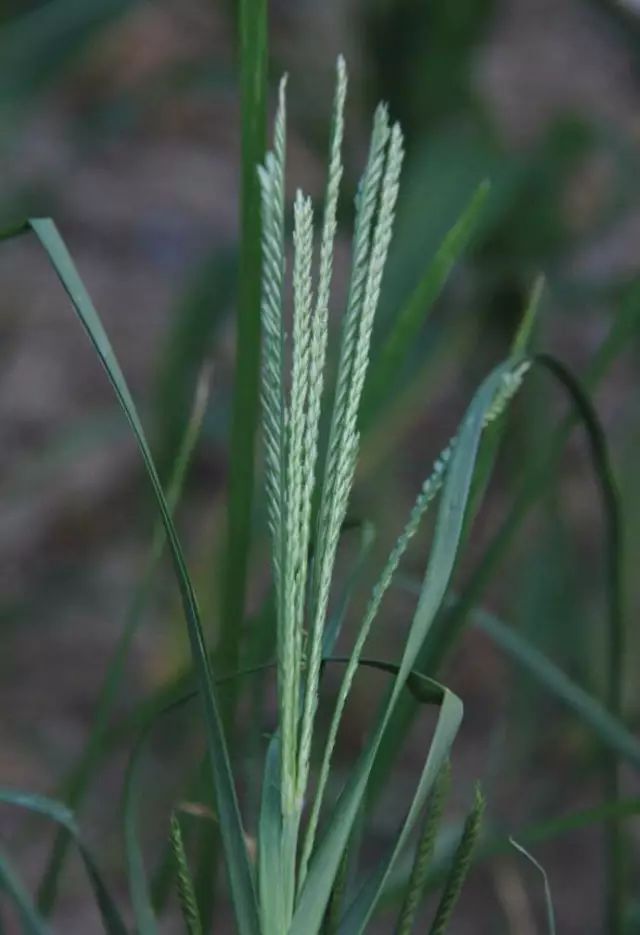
left=0, top=20, right=638, bottom=935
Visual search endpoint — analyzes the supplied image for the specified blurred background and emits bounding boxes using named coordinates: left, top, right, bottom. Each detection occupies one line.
left=1, top=0, right=640, bottom=932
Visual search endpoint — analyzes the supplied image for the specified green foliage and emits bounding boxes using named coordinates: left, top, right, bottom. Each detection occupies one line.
left=0, top=19, right=639, bottom=933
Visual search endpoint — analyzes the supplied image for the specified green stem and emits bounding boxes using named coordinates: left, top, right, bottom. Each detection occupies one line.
left=203, top=0, right=267, bottom=925
left=219, top=0, right=267, bottom=718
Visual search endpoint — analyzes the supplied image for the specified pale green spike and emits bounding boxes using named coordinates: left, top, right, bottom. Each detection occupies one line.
left=281, top=190, right=315, bottom=814
left=297, top=120, right=405, bottom=815
left=258, top=76, right=289, bottom=804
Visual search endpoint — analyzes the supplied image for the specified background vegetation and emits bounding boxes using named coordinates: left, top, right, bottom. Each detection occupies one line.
left=0, top=0, right=639, bottom=932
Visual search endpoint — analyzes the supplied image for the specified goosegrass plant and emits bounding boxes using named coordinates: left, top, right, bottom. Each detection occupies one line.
left=0, top=43, right=638, bottom=935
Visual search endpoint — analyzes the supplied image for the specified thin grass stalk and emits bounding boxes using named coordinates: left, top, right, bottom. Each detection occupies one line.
left=219, top=0, right=267, bottom=710
left=210, top=0, right=266, bottom=920
left=509, top=839, right=556, bottom=935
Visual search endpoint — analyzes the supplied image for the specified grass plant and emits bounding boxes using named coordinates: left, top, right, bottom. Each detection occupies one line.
left=0, top=32, right=637, bottom=935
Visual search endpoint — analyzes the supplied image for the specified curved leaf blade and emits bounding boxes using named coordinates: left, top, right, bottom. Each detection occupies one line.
left=2, top=219, right=260, bottom=935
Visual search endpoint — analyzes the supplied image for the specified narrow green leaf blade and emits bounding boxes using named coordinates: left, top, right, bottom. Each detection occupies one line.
left=472, top=605, right=640, bottom=768
left=15, top=219, right=260, bottom=935
left=217, top=0, right=268, bottom=718
left=338, top=691, right=463, bottom=934
left=123, top=734, right=160, bottom=935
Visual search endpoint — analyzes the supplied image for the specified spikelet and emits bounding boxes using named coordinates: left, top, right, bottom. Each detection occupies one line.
left=396, top=762, right=451, bottom=935
left=169, top=814, right=202, bottom=935
left=258, top=77, right=288, bottom=609
left=258, top=76, right=291, bottom=809
left=281, top=190, right=315, bottom=812
left=428, top=787, right=485, bottom=935
left=297, top=118, right=405, bottom=808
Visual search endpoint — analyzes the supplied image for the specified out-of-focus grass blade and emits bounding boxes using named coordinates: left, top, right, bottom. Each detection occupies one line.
left=0, top=220, right=260, bottom=935
left=291, top=363, right=512, bottom=934
left=466, top=276, right=542, bottom=527
left=0, top=0, right=138, bottom=114
left=472, top=604, right=640, bottom=768
left=509, top=838, right=556, bottom=935
left=362, top=180, right=489, bottom=426
left=123, top=730, right=161, bottom=935
left=203, top=1, right=267, bottom=917
left=397, top=579, right=640, bottom=770
left=0, top=789, right=127, bottom=935
left=511, top=276, right=544, bottom=358
left=154, top=248, right=235, bottom=477
left=516, top=797, right=640, bottom=849
left=122, top=693, right=214, bottom=935
left=218, top=0, right=267, bottom=703
left=322, top=521, right=376, bottom=658
left=0, top=848, right=50, bottom=935
left=534, top=352, right=626, bottom=935
left=38, top=366, right=210, bottom=913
